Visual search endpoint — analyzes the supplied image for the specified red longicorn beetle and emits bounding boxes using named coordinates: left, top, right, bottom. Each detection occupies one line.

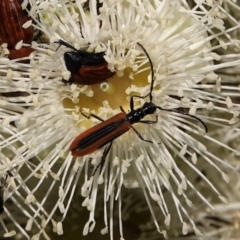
left=69, top=43, right=208, bottom=175
left=0, top=0, right=34, bottom=61
left=55, top=39, right=115, bottom=85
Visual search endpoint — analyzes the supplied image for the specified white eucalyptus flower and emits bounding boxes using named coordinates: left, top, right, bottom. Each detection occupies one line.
left=1, top=0, right=240, bottom=239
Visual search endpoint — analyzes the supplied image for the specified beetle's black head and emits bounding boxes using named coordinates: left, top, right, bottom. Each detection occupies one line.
left=64, top=52, right=84, bottom=73
left=64, top=51, right=106, bottom=74
left=142, top=102, right=156, bottom=114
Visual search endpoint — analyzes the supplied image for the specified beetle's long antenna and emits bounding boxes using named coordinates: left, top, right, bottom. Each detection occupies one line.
left=136, top=44, right=207, bottom=132
left=137, top=43, right=154, bottom=102
left=55, top=39, right=78, bottom=52
left=156, top=106, right=208, bottom=133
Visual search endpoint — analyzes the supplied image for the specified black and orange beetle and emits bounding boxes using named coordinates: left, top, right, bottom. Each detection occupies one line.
left=0, top=0, right=34, bottom=61
left=69, top=43, right=207, bottom=174
left=55, top=40, right=115, bottom=85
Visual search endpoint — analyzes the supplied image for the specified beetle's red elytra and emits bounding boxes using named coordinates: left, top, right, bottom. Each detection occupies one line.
left=0, top=0, right=34, bottom=60
left=69, top=112, right=130, bottom=156
left=8, top=48, right=35, bottom=61
left=72, top=62, right=115, bottom=85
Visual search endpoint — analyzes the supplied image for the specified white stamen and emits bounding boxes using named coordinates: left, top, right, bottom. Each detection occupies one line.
left=25, top=219, right=33, bottom=231
left=57, top=222, right=63, bottom=235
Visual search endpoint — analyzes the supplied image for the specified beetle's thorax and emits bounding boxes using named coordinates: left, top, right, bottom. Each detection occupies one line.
left=127, top=102, right=157, bottom=124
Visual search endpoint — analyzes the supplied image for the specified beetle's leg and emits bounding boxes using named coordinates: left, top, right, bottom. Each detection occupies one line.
left=139, top=115, right=158, bottom=124
left=5, top=166, right=17, bottom=181
left=0, top=166, right=16, bottom=192
left=92, top=141, right=113, bottom=176
left=79, top=22, right=84, bottom=39
left=80, top=110, right=105, bottom=122
left=3, top=172, right=10, bottom=185
left=131, top=126, right=155, bottom=144
left=55, top=39, right=78, bottom=52
left=6, top=170, right=13, bottom=178
left=62, top=78, right=74, bottom=85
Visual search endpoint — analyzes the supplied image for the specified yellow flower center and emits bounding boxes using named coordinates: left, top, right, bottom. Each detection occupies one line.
left=62, top=63, right=150, bottom=128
